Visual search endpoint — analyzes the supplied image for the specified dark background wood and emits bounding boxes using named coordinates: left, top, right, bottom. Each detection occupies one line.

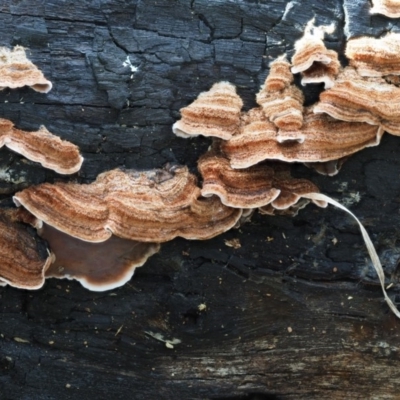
left=1, top=1, right=400, bottom=399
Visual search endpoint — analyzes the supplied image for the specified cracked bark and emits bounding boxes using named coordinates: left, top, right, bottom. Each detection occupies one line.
left=1, top=1, right=400, bottom=399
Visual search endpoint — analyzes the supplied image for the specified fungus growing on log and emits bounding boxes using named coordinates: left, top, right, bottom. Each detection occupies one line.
left=198, top=149, right=326, bottom=211
left=0, top=46, right=52, bottom=93
left=220, top=107, right=383, bottom=169
left=346, top=33, right=400, bottom=77
left=172, top=82, right=243, bottom=139
left=314, top=66, right=400, bottom=135
left=256, top=58, right=304, bottom=131
left=13, top=181, right=109, bottom=242
left=0, top=211, right=52, bottom=289
left=0, top=122, right=84, bottom=174
left=291, top=20, right=340, bottom=89
left=370, top=0, right=400, bottom=17
left=41, top=224, right=160, bottom=291
left=198, top=149, right=281, bottom=208
left=14, top=165, right=242, bottom=243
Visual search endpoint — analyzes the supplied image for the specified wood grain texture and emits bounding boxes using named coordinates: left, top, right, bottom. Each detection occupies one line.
left=1, top=1, right=400, bottom=399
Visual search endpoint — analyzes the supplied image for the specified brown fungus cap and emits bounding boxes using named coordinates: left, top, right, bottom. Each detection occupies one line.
left=14, top=181, right=110, bottom=242
left=198, top=149, right=326, bottom=210
left=0, top=210, right=52, bottom=289
left=14, top=165, right=242, bottom=243
left=346, top=33, right=400, bottom=77
left=0, top=46, right=52, bottom=93
left=370, top=0, right=400, bottom=18
left=267, top=164, right=327, bottom=209
left=102, top=167, right=242, bottom=242
left=291, top=21, right=340, bottom=89
left=257, top=62, right=304, bottom=131
left=41, top=224, right=160, bottom=291
left=198, top=149, right=281, bottom=208
left=172, top=82, right=243, bottom=140
left=0, top=119, right=83, bottom=174
left=5, top=124, right=83, bottom=174
left=265, top=55, right=294, bottom=91
left=221, top=107, right=383, bottom=169
left=314, top=66, right=400, bottom=135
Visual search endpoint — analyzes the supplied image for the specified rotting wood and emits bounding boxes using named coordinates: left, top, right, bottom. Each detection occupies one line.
left=1, top=1, right=400, bottom=399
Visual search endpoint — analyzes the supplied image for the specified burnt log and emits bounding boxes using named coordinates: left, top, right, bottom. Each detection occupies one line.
left=1, top=1, right=400, bottom=399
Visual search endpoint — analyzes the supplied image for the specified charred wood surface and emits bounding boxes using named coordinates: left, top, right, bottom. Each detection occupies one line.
left=0, top=1, right=400, bottom=399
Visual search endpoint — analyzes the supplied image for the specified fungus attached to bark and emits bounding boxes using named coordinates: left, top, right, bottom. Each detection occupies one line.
left=291, top=20, right=340, bottom=89
left=314, top=66, right=400, bottom=135
left=101, top=167, right=242, bottom=242
left=256, top=58, right=304, bottom=131
left=0, top=46, right=52, bottom=93
left=198, top=149, right=326, bottom=212
left=265, top=164, right=327, bottom=210
left=13, top=181, right=110, bottom=242
left=198, top=149, right=281, bottom=208
left=3, top=123, right=84, bottom=174
left=346, top=33, right=400, bottom=77
left=14, top=165, right=242, bottom=243
left=41, top=224, right=160, bottom=291
left=370, top=0, right=400, bottom=17
left=221, top=107, right=383, bottom=169
left=172, top=82, right=243, bottom=140
left=0, top=211, right=52, bottom=289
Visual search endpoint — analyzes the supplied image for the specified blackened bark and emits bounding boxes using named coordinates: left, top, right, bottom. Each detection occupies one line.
left=0, top=1, right=400, bottom=399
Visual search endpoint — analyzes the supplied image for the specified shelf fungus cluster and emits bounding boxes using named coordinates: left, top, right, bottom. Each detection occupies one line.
left=4, top=20, right=400, bottom=318
left=0, top=46, right=83, bottom=173
left=172, top=21, right=400, bottom=318
left=7, top=165, right=241, bottom=290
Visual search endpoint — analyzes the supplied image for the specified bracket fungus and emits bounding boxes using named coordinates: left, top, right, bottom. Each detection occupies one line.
left=0, top=210, right=52, bottom=289
left=346, top=33, right=400, bottom=77
left=291, top=20, right=340, bottom=89
left=41, top=224, right=160, bottom=291
left=314, top=66, right=400, bottom=135
left=172, top=81, right=243, bottom=140
left=198, top=149, right=327, bottom=211
left=220, top=107, right=383, bottom=169
left=0, top=46, right=52, bottom=93
left=256, top=57, right=304, bottom=131
left=14, top=165, right=242, bottom=244
left=370, top=0, right=400, bottom=17
left=0, top=121, right=83, bottom=174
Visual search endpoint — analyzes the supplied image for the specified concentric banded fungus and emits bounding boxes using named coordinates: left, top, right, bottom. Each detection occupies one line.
left=0, top=211, right=52, bottom=289
left=291, top=21, right=339, bottom=89
left=370, top=0, right=400, bottom=17
left=172, top=82, right=243, bottom=140
left=265, top=55, right=294, bottom=92
left=41, top=224, right=160, bottom=291
left=14, top=166, right=242, bottom=243
left=266, top=164, right=327, bottom=210
left=101, top=167, right=242, bottom=242
left=221, top=107, right=383, bottom=168
left=256, top=59, right=304, bottom=131
left=0, top=46, right=52, bottom=93
left=346, top=33, right=400, bottom=77
left=314, top=66, right=400, bottom=135
left=198, top=150, right=326, bottom=211
left=14, top=181, right=109, bottom=242
left=3, top=123, right=83, bottom=174
left=198, top=150, right=281, bottom=208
